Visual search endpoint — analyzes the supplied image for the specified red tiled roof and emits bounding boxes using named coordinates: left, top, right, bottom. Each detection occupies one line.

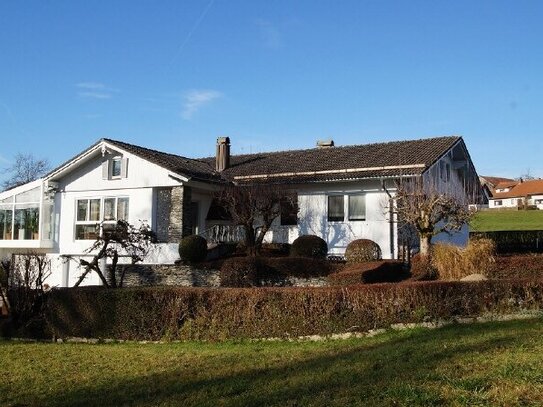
left=492, top=179, right=543, bottom=199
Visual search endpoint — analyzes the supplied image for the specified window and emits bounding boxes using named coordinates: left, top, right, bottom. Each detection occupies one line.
left=328, top=195, right=344, bottom=222
left=75, top=197, right=129, bottom=240
left=494, top=200, right=502, bottom=206
left=102, top=157, right=128, bottom=180
left=348, top=195, right=366, bottom=221
left=111, top=157, right=122, bottom=178
left=280, top=197, right=298, bottom=226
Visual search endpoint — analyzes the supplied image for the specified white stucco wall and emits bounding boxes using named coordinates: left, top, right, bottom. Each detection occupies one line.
left=265, top=180, right=397, bottom=259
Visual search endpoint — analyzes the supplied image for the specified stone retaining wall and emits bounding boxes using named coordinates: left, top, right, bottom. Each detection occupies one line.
left=115, top=264, right=328, bottom=288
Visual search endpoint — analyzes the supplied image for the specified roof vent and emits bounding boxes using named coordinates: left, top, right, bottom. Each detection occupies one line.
left=317, top=140, right=334, bottom=148
left=216, top=136, right=230, bottom=172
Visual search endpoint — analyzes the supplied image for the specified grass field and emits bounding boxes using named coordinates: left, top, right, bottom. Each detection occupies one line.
left=2, top=318, right=543, bottom=406
left=471, top=209, right=543, bottom=232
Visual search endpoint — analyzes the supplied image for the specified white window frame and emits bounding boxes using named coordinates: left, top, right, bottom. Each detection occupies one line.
left=75, top=196, right=129, bottom=240
left=110, top=157, right=122, bottom=179
left=494, top=200, right=502, bottom=206
left=327, top=193, right=367, bottom=223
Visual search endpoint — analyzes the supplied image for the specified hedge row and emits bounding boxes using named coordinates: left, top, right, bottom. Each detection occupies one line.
left=44, top=279, right=543, bottom=341
left=328, top=261, right=408, bottom=285
left=470, top=230, right=543, bottom=253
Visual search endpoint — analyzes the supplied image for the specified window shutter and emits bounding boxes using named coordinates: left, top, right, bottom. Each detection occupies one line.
left=102, top=161, right=109, bottom=180
left=121, top=158, right=129, bottom=178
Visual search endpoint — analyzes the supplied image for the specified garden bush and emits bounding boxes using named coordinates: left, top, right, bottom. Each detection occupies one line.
left=410, top=254, right=437, bottom=281
left=328, top=261, right=407, bottom=285
left=179, top=235, right=208, bottom=263
left=290, top=235, right=328, bottom=259
left=431, top=239, right=496, bottom=280
left=344, top=239, right=382, bottom=264
left=220, top=257, right=263, bottom=287
left=487, top=254, right=543, bottom=279
left=43, top=279, right=543, bottom=341
left=220, top=256, right=331, bottom=287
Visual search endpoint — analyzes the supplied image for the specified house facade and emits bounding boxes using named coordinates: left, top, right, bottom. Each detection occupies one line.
left=488, top=179, right=543, bottom=210
left=0, top=135, right=482, bottom=287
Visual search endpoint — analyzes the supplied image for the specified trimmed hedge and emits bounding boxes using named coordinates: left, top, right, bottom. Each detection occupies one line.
left=488, top=254, right=543, bottom=279
left=44, top=279, right=543, bottom=341
left=328, top=261, right=408, bottom=285
left=220, top=257, right=331, bottom=287
left=470, top=230, right=543, bottom=254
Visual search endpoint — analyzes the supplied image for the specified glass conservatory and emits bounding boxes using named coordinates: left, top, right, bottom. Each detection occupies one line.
left=0, top=179, right=55, bottom=248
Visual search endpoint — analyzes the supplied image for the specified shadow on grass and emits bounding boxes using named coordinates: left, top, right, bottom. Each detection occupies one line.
left=20, top=321, right=541, bottom=406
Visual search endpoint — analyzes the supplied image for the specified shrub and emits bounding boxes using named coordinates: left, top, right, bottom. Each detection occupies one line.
left=344, top=239, right=382, bottom=264
left=488, top=254, right=543, bottom=279
left=290, top=235, right=328, bottom=259
left=179, top=235, right=208, bottom=263
left=328, top=261, right=408, bottom=285
left=44, top=280, right=543, bottom=341
left=431, top=239, right=495, bottom=280
left=220, top=257, right=330, bottom=287
left=219, top=257, right=262, bottom=287
left=410, top=254, right=437, bottom=281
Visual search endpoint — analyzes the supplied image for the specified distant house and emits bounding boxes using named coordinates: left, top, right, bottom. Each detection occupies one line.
left=488, top=179, right=543, bottom=210
left=0, top=135, right=483, bottom=287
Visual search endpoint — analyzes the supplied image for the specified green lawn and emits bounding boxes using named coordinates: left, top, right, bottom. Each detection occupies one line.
left=2, top=318, right=543, bottom=406
left=471, top=209, right=543, bottom=232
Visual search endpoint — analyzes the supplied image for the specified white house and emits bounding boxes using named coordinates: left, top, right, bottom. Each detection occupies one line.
left=488, top=179, right=543, bottom=210
left=0, top=135, right=482, bottom=287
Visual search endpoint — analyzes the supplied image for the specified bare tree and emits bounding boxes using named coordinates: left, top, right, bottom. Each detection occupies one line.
left=72, top=220, right=155, bottom=288
left=394, top=177, right=472, bottom=256
left=2, top=153, right=51, bottom=191
left=216, top=183, right=297, bottom=256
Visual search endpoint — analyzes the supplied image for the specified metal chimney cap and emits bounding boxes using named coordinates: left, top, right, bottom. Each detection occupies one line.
left=317, top=139, right=334, bottom=148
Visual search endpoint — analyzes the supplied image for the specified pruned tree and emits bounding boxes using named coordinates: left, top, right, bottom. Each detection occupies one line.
left=394, top=177, right=472, bottom=256
left=216, top=183, right=297, bottom=256
left=72, top=220, right=155, bottom=288
left=2, top=153, right=51, bottom=191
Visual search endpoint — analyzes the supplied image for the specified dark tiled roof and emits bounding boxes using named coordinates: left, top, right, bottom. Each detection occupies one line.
left=50, top=135, right=461, bottom=184
left=103, top=139, right=223, bottom=183
left=201, top=136, right=461, bottom=183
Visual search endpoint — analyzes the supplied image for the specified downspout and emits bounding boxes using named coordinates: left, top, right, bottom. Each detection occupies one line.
left=381, top=180, right=395, bottom=259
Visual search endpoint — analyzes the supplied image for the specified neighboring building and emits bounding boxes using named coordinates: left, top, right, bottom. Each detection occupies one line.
left=0, top=135, right=483, bottom=287
left=488, top=179, right=543, bottom=209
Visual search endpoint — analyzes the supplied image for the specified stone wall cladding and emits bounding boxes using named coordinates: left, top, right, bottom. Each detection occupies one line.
left=155, top=188, right=171, bottom=243
left=116, top=264, right=328, bottom=288
left=168, top=186, right=193, bottom=242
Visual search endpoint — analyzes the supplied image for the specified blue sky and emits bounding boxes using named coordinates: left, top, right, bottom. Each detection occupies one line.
left=1, top=1, right=542, bottom=182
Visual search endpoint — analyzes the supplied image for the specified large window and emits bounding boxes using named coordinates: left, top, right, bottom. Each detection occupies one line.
left=328, top=194, right=367, bottom=222
left=75, top=197, right=129, bottom=240
left=0, top=186, right=41, bottom=241
left=348, top=195, right=366, bottom=221
left=328, top=195, right=344, bottom=222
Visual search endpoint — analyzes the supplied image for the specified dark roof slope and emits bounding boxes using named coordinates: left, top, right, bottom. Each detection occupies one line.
left=103, top=139, right=223, bottom=183
left=201, top=136, right=461, bottom=183
left=49, top=136, right=462, bottom=184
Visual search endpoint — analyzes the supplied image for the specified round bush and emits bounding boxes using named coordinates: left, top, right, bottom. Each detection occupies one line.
left=290, top=235, right=328, bottom=259
left=179, top=235, right=208, bottom=263
left=345, top=239, right=382, bottom=264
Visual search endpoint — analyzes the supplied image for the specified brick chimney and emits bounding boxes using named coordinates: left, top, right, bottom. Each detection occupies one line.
left=216, top=137, right=230, bottom=172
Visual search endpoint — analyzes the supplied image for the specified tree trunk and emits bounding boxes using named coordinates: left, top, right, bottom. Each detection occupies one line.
left=419, top=234, right=432, bottom=256
left=244, top=225, right=257, bottom=256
